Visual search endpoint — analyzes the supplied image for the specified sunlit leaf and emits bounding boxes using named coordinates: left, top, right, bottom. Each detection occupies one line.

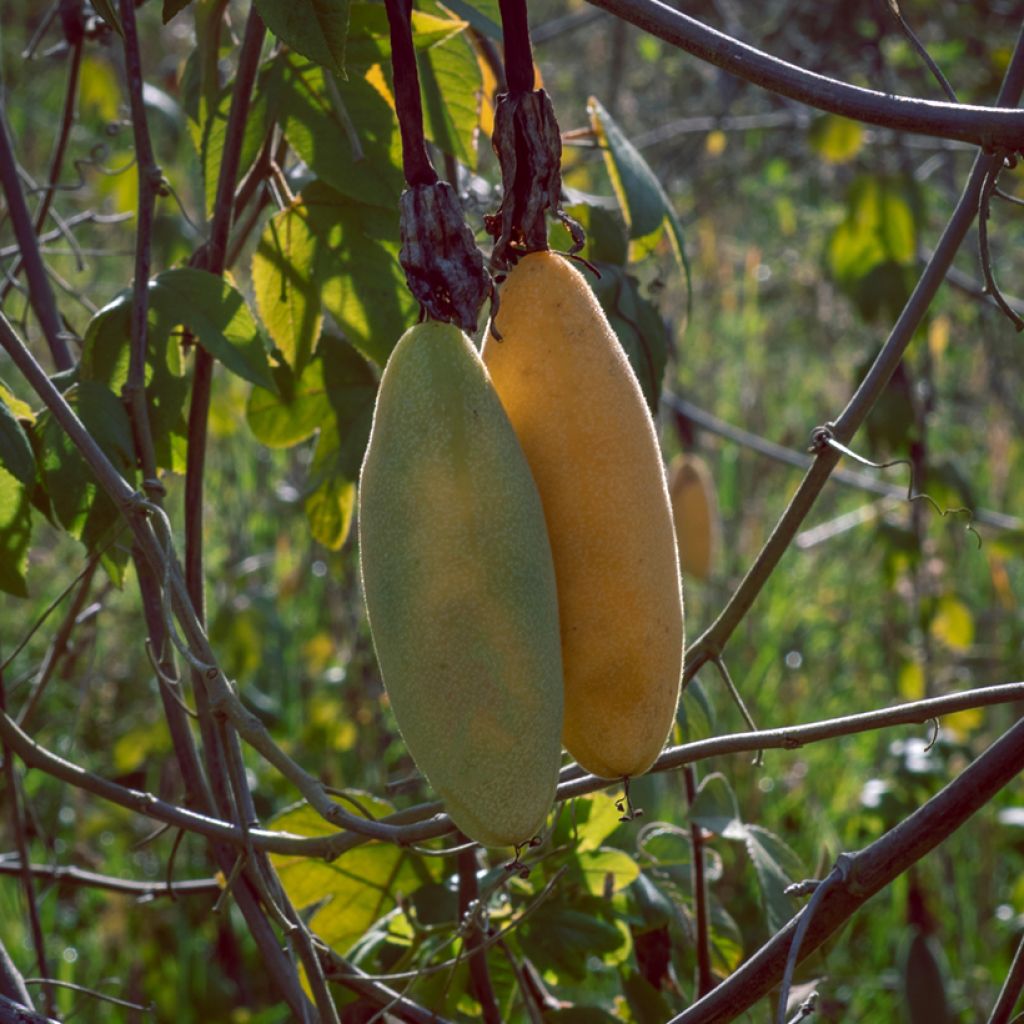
left=575, top=847, right=640, bottom=896
left=0, top=392, right=35, bottom=485
left=345, top=4, right=468, bottom=68
left=898, top=661, right=926, bottom=701
left=272, top=52, right=405, bottom=210
left=587, top=96, right=689, bottom=286
left=0, top=466, right=31, bottom=597
left=930, top=595, right=974, bottom=652
left=151, top=268, right=275, bottom=390
left=809, top=114, right=863, bottom=163
left=415, top=32, right=483, bottom=168
left=246, top=360, right=331, bottom=448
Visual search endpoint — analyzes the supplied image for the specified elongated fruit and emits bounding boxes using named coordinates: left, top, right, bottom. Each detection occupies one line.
left=482, top=252, right=684, bottom=780
left=668, top=453, right=720, bottom=582
left=358, top=321, right=563, bottom=847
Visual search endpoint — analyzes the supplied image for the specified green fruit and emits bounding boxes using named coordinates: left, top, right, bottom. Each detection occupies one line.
left=358, top=321, right=564, bottom=848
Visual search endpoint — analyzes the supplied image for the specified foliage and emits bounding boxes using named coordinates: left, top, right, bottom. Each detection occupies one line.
left=1, top=0, right=1024, bottom=1021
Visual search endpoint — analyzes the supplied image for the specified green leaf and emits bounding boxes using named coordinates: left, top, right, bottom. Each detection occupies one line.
left=201, top=74, right=271, bottom=219
left=151, top=268, right=275, bottom=390
left=301, top=336, right=377, bottom=548
left=271, top=52, right=405, bottom=210
left=587, top=96, right=690, bottom=287
left=247, top=361, right=330, bottom=448
left=808, top=114, right=864, bottom=163
left=575, top=847, right=640, bottom=896
left=91, top=0, right=124, bottom=38
left=677, top=676, right=716, bottom=742
left=930, top=595, right=974, bottom=652
left=901, top=930, right=952, bottom=1024
left=742, top=824, right=802, bottom=934
left=589, top=263, right=668, bottom=414
left=252, top=200, right=326, bottom=375
left=433, top=0, right=502, bottom=40
left=621, top=970, right=672, bottom=1024
left=35, top=381, right=135, bottom=574
left=416, top=32, right=483, bottom=169
left=545, top=1010, right=624, bottom=1024
left=519, top=905, right=626, bottom=981
left=81, top=290, right=190, bottom=474
left=163, top=0, right=193, bottom=23
left=690, top=773, right=745, bottom=839
left=255, top=0, right=351, bottom=78
left=0, top=467, right=31, bottom=597
left=0, top=393, right=35, bottom=485
left=568, top=792, right=627, bottom=854
left=827, top=175, right=918, bottom=320
left=345, top=4, right=469, bottom=68
left=280, top=181, right=416, bottom=365
left=305, top=423, right=358, bottom=549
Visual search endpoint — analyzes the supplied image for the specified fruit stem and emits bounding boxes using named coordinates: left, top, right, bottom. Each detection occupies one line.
left=384, top=0, right=438, bottom=188
left=498, top=0, right=535, bottom=94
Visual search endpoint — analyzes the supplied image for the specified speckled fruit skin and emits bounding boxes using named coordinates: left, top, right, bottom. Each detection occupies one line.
left=358, top=321, right=563, bottom=847
left=669, top=453, right=720, bottom=582
left=482, top=252, right=684, bottom=781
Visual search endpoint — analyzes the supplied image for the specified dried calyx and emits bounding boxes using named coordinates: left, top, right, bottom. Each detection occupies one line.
left=486, top=0, right=584, bottom=268
left=386, top=0, right=491, bottom=330
left=399, top=182, right=491, bottom=334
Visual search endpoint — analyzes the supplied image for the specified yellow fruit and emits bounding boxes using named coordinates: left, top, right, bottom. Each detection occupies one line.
left=482, top=252, right=684, bottom=780
left=358, top=321, right=563, bottom=847
left=668, top=453, right=720, bottom=582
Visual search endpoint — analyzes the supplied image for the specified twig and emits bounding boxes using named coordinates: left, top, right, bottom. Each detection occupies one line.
left=0, top=993, right=56, bottom=1024
left=0, top=108, right=71, bottom=370
left=118, top=0, right=164, bottom=495
left=684, top=24, right=1024, bottom=685
left=684, top=766, right=714, bottom=997
left=884, top=0, right=959, bottom=103
left=0, top=937, right=33, bottom=1013
left=0, top=35, right=83, bottom=303
left=664, top=392, right=1022, bottom=532
left=457, top=843, right=501, bottom=1023
left=0, top=675, right=53, bottom=1017
left=987, top=926, right=1024, bottom=1024
left=580, top=0, right=1024, bottom=149
left=977, top=158, right=1024, bottom=331
left=22, top=978, right=152, bottom=1014
left=666, top=711, right=1024, bottom=1024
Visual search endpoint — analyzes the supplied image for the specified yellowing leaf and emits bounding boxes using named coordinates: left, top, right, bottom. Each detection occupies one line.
left=79, top=56, right=122, bottom=121
left=898, top=661, right=926, bottom=701
left=928, top=314, right=951, bottom=360
left=944, top=707, right=984, bottom=739
left=930, top=596, right=974, bottom=652
left=809, top=115, right=864, bottom=164
left=705, top=130, right=727, bottom=157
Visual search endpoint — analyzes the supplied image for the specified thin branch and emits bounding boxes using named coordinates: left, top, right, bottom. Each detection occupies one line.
left=22, top=979, right=152, bottom=1014
left=666, top=711, right=1024, bottom=1024
left=684, top=766, right=714, bottom=997
left=0, top=858, right=221, bottom=898
left=458, top=843, right=501, bottom=1023
left=0, top=675, right=52, bottom=1017
left=684, top=25, right=1024, bottom=684
left=665, top=393, right=1023, bottom=532
left=0, top=108, right=71, bottom=370
left=884, top=0, right=959, bottom=103
left=581, top=0, right=1024, bottom=149
left=0, top=32, right=83, bottom=303
left=117, top=0, right=163, bottom=493
left=0, top=993, right=56, bottom=1024
left=0, top=937, right=33, bottom=1014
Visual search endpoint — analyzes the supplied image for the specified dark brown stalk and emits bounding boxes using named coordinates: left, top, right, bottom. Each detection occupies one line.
left=684, top=766, right=714, bottom=997
left=498, top=0, right=535, bottom=93
left=0, top=676, right=52, bottom=1016
left=582, top=0, right=1024, bottom=149
left=384, top=0, right=439, bottom=186
left=117, top=0, right=161, bottom=492
left=987, top=927, right=1024, bottom=1024
left=0, top=109, right=71, bottom=370
left=0, top=30, right=82, bottom=304
left=458, top=843, right=501, bottom=1023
